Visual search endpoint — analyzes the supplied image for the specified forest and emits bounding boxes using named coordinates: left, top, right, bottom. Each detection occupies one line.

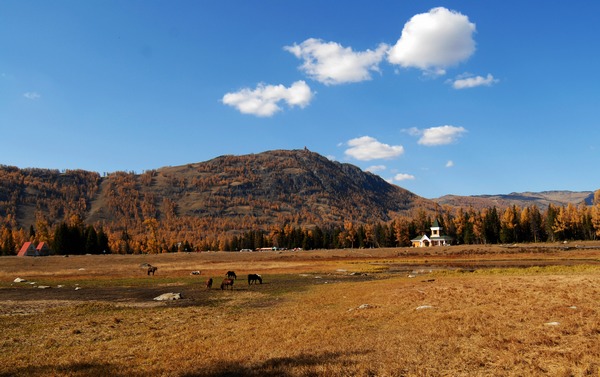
left=1, top=163, right=599, bottom=255
left=2, top=197, right=599, bottom=255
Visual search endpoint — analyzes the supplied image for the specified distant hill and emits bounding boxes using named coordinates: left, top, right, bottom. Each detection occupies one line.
left=1, top=149, right=434, bottom=237
left=87, top=149, right=434, bottom=227
left=1, top=149, right=596, bottom=253
left=434, top=190, right=595, bottom=211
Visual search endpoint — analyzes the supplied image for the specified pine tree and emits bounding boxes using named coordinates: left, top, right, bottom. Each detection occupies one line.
left=52, top=222, right=69, bottom=255
left=97, top=227, right=110, bottom=253
left=483, top=207, right=500, bottom=244
left=84, top=226, right=99, bottom=254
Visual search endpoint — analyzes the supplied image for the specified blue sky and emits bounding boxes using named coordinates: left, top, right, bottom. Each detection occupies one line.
left=2, top=1, right=599, bottom=199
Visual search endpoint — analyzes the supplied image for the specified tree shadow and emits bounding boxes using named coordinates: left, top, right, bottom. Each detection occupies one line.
left=0, top=361, right=144, bottom=377
left=181, top=350, right=372, bottom=377
left=1, top=351, right=371, bottom=377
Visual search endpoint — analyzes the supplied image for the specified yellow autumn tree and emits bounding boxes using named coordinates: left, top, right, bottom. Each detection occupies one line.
left=143, top=218, right=160, bottom=254
left=393, top=216, right=411, bottom=247
left=592, top=190, right=600, bottom=238
left=344, top=220, right=357, bottom=248
left=364, top=223, right=375, bottom=248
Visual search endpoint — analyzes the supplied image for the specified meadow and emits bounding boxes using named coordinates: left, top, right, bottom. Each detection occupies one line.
left=1, top=243, right=599, bottom=376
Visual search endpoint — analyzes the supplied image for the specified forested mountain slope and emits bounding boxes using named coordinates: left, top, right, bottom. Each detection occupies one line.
left=86, top=149, right=434, bottom=228
left=2, top=149, right=596, bottom=253
left=1, top=150, right=433, bottom=243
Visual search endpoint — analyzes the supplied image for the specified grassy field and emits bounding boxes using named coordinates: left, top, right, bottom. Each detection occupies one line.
left=1, top=243, right=599, bottom=376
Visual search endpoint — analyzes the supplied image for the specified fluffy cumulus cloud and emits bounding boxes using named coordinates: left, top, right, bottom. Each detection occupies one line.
left=344, top=136, right=404, bottom=161
left=388, top=7, right=476, bottom=75
left=222, top=81, right=313, bottom=117
left=393, top=173, right=416, bottom=181
left=451, top=73, right=498, bottom=89
left=285, top=38, right=389, bottom=85
left=409, top=125, right=467, bottom=146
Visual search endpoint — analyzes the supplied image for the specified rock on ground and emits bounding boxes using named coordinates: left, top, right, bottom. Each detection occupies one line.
left=153, top=293, right=183, bottom=301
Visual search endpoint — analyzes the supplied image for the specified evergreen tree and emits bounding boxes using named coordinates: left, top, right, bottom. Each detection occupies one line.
left=52, top=222, right=69, bottom=255
left=97, top=227, right=110, bottom=253
left=312, top=226, right=324, bottom=249
left=84, top=225, right=99, bottom=254
left=528, top=205, right=545, bottom=242
left=29, top=225, right=36, bottom=241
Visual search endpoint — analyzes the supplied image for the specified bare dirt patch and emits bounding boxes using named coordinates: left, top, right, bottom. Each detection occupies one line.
left=1, top=243, right=599, bottom=308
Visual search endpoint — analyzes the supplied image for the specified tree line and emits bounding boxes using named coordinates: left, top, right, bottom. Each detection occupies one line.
left=17, top=197, right=600, bottom=255
left=1, top=199, right=599, bottom=255
left=219, top=200, right=600, bottom=251
left=1, top=161, right=599, bottom=255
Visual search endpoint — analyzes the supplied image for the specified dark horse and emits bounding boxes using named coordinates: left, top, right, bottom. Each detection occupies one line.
left=205, top=278, right=213, bottom=289
left=226, top=271, right=237, bottom=280
left=221, top=278, right=234, bottom=290
left=248, top=274, right=262, bottom=285
left=147, top=266, right=158, bottom=276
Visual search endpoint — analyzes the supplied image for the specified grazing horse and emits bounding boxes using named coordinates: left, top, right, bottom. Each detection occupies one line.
left=221, top=278, right=234, bottom=290
left=205, top=278, right=213, bottom=289
left=248, top=274, right=262, bottom=285
left=147, top=266, right=158, bottom=276
left=226, top=271, right=237, bottom=280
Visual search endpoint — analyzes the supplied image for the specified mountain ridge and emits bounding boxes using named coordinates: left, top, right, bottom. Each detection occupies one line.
left=433, top=190, right=594, bottom=211
left=1, top=149, right=595, bottom=236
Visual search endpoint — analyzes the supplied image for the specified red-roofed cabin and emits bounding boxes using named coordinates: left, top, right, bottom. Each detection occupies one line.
left=17, top=242, right=38, bottom=256
left=36, top=242, right=50, bottom=256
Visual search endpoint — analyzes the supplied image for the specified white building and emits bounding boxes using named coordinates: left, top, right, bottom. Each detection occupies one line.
left=411, top=219, right=453, bottom=247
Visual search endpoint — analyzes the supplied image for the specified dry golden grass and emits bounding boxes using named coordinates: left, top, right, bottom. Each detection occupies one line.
left=1, top=244, right=600, bottom=376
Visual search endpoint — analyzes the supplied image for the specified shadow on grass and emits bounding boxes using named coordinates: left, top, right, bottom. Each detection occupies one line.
left=0, top=361, right=144, bottom=377
left=182, top=350, right=371, bottom=377
left=1, top=351, right=371, bottom=377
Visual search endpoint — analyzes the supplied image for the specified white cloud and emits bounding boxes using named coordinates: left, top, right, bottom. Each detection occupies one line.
left=403, top=127, right=422, bottom=137
left=446, top=160, right=454, bottom=168
left=411, top=125, right=467, bottom=146
left=365, top=165, right=386, bottom=173
left=222, top=81, right=313, bottom=117
left=285, top=38, right=389, bottom=85
left=344, top=136, right=404, bottom=161
left=393, top=173, right=416, bottom=181
left=451, top=73, right=498, bottom=89
left=23, top=91, right=41, bottom=100
left=388, top=7, right=476, bottom=75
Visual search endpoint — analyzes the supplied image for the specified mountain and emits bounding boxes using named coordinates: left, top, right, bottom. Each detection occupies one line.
left=434, top=190, right=595, bottom=211
left=87, top=149, right=434, bottom=226
left=1, top=149, right=434, bottom=237
left=2, top=149, right=596, bottom=252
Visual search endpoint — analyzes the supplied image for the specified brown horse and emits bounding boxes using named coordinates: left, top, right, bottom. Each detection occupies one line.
left=205, top=278, right=213, bottom=289
left=226, top=271, right=237, bottom=280
left=147, top=266, right=158, bottom=276
left=221, top=278, right=234, bottom=290
left=248, top=274, right=262, bottom=285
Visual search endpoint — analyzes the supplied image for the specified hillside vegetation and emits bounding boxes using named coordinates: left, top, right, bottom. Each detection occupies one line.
left=1, top=149, right=598, bottom=254
left=0, top=150, right=431, bottom=253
